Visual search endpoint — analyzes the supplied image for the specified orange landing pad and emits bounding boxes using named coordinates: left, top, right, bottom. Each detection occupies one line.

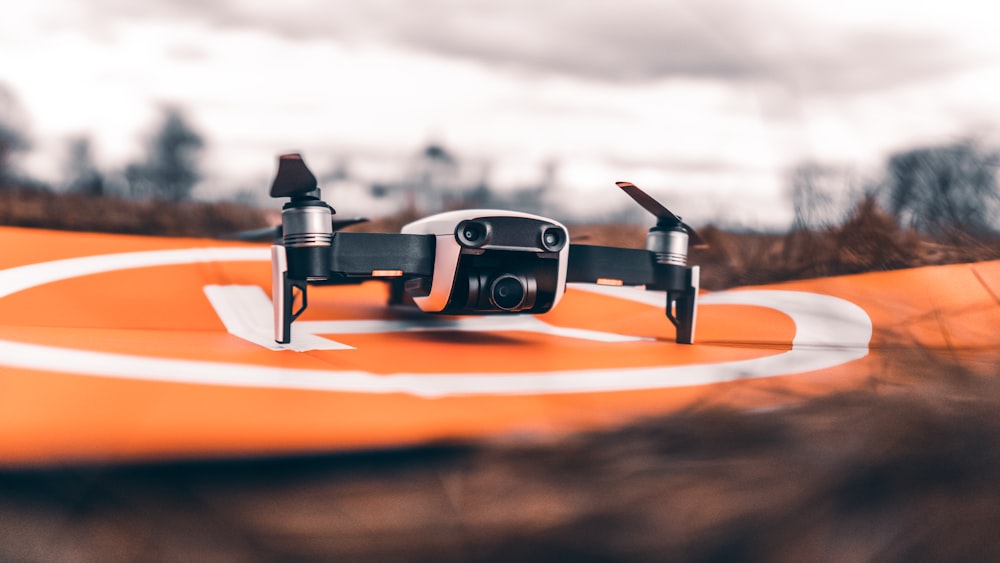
left=0, top=227, right=997, bottom=466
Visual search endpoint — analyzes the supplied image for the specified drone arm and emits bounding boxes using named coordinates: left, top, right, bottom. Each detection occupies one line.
left=328, top=233, right=436, bottom=277
left=566, top=243, right=699, bottom=344
left=566, top=244, right=656, bottom=285
left=273, top=233, right=436, bottom=344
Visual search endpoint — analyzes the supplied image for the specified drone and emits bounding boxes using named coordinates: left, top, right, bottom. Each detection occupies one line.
left=261, top=153, right=705, bottom=345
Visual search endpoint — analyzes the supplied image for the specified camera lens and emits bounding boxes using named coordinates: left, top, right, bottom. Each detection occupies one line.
left=540, top=226, right=566, bottom=252
left=456, top=220, right=488, bottom=247
left=490, top=275, right=526, bottom=311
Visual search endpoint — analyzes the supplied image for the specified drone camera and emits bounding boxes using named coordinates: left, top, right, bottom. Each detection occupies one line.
left=457, top=261, right=542, bottom=313
left=491, top=274, right=528, bottom=310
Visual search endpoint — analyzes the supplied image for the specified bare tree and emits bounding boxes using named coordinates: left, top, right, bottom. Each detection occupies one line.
left=0, top=85, right=30, bottom=185
left=786, top=161, right=868, bottom=232
left=64, top=136, right=104, bottom=196
left=788, top=162, right=837, bottom=230
left=884, top=139, right=1000, bottom=237
left=125, top=107, right=204, bottom=201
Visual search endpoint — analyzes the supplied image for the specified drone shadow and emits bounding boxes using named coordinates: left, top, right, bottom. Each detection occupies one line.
left=397, top=330, right=529, bottom=346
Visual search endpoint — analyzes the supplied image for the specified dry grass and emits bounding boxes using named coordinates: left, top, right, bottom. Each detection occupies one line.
left=569, top=196, right=1000, bottom=290
left=0, top=185, right=268, bottom=238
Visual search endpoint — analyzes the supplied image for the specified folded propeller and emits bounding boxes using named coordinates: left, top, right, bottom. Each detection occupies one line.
left=270, top=153, right=320, bottom=199
left=616, top=181, right=706, bottom=247
left=224, top=153, right=368, bottom=242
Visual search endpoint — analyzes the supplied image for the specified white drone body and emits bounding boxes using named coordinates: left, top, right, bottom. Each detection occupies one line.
left=400, top=209, right=570, bottom=313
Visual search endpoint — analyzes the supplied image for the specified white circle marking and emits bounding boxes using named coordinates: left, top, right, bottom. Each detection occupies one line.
left=0, top=247, right=872, bottom=397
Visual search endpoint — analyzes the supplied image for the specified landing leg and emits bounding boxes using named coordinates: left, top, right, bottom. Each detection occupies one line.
left=665, top=265, right=699, bottom=344
left=272, top=245, right=308, bottom=344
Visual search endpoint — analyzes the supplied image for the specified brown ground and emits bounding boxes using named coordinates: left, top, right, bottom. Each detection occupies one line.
left=2, top=187, right=1000, bottom=561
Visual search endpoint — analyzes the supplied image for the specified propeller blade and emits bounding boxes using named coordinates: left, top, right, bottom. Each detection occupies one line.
left=270, top=153, right=318, bottom=198
left=616, top=181, right=680, bottom=223
left=616, top=181, right=707, bottom=247
left=332, top=217, right=370, bottom=231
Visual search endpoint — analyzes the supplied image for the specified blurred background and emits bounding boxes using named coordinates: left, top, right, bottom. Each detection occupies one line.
left=2, top=0, right=1000, bottom=231
left=3, top=2, right=1000, bottom=561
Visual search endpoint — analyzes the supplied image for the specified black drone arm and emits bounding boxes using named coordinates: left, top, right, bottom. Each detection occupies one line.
left=274, top=232, right=436, bottom=344
left=566, top=244, right=656, bottom=286
left=566, top=243, right=699, bottom=344
left=328, top=233, right=436, bottom=278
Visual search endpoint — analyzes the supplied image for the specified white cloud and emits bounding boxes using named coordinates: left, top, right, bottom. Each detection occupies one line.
left=76, top=0, right=997, bottom=90
left=2, top=0, right=999, bottom=228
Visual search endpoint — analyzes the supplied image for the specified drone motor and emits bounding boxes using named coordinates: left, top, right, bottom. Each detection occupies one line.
left=281, top=199, right=334, bottom=280
left=646, top=225, right=689, bottom=267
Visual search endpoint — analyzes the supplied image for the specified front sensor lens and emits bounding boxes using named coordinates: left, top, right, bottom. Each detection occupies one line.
left=456, top=220, right=488, bottom=247
left=540, top=226, right=566, bottom=252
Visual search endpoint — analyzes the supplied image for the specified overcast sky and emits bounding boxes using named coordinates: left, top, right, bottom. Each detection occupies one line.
left=3, top=0, right=999, bottom=225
